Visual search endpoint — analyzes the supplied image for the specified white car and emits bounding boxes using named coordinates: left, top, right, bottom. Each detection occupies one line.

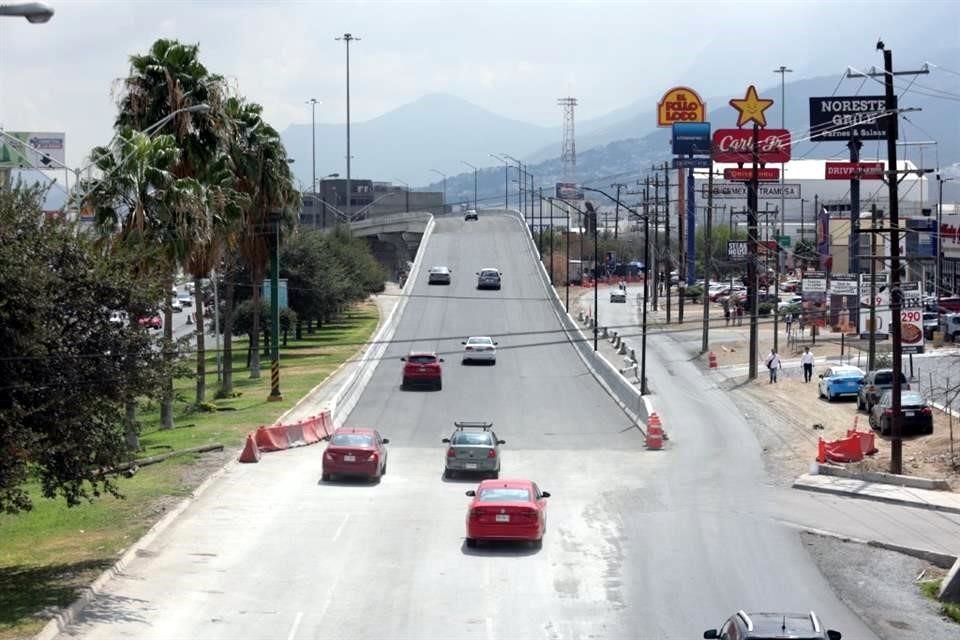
left=428, top=266, right=452, bottom=285
left=177, top=293, right=193, bottom=307
left=171, top=298, right=183, bottom=312
left=461, top=336, right=497, bottom=364
left=609, top=289, right=627, bottom=303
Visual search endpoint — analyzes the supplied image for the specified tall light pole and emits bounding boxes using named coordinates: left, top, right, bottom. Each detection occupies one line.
left=490, top=153, right=509, bottom=209
left=430, top=169, right=447, bottom=211
left=461, top=160, right=477, bottom=210
left=503, top=153, right=523, bottom=216
left=938, top=174, right=955, bottom=303
left=336, top=33, right=359, bottom=214
left=306, top=98, right=320, bottom=195
left=773, top=65, right=792, bottom=237
left=393, top=178, right=409, bottom=212
left=0, top=1, right=54, bottom=21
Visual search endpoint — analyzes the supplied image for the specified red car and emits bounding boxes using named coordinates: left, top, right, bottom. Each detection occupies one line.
left=401, top=351, right=444, bottom=390
left=137, top=314, right=162, bottom=330
left=321, top=427, right=389, bottom=482
left=464, top=479, right=550, bottom=549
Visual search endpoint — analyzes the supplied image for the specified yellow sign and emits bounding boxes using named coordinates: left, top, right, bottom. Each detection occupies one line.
left=657, top=87, right=706, bottom=127
left=728, top=85, right=774, bottom=128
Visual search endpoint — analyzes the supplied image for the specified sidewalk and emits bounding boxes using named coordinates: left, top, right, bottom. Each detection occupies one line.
left=794, top=472, right=960, bottom=515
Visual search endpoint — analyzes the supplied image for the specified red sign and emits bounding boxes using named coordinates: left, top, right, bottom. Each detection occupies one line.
left=712, top=129, right=791, bottom=163
left=724, top=167, right=781, bottom=182
left=824, top=162, right=884, bottom=180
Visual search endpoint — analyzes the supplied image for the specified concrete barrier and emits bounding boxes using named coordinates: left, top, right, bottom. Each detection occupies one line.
left=815, top=463, right=952, bottom=491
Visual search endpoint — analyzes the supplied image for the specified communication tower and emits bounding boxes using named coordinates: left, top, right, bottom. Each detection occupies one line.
left=557, top=97, right=578, bottom=178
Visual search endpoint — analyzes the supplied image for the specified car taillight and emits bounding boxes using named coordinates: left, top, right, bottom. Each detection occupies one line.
left=522, top=509, right=538, bottom=520
left=366, top=453, right=378, bottom=462
left=920, top=407, right=932, bottom=415
left=447, top=447, right=455, bottom=458
left=487, top=448, right=496, bottom=458
left=469, top=509, right=481, bottom=520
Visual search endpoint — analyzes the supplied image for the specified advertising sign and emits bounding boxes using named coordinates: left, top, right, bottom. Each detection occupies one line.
left=858, top=272, right=890, bottom=340
left=723, top=167, right=780, bottom=182
left=711, top=129, right=791, bottom=163
left=671, top=122, right=711, bottom=155
left=657, top=87, right=706, bottom=127
left=700, top=182, right=801, bottom=199
left=940, top=213, right=960, bottom=259
left=727, top=240, right=748, bottom=261
left=906, top=219, right=937, bottom=258
left=808, top=96, right=893, bottom=141
left=824, top=162, right=884, bottom=180
left=261, top=279, right=289, bottom=309
left=0, top=131, right=66, bottom=169
left=828, top=273, right=859, bottom=334
left=672, top=156, right=711, bottom=169
left=900, top=282, right=924, bottom=354
left=555, top=182, right=583, bottom=200
left=802, top=270, right=828, bottom=326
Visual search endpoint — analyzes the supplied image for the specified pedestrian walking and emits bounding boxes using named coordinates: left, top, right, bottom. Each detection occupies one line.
left=785, top=312, right=793, bottom=337
left=801, top=346, right=815, bottom=383
left=723, top=299, right=731, bottom=326
left=765, top=348, right=782, bottom=383
left=736, top=304, right=744, bottom=326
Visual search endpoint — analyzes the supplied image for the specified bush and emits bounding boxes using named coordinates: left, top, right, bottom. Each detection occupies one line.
left=684, top=285, right=704, bottom=302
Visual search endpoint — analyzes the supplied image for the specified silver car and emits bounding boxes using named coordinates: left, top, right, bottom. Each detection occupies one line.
left=461, top=336, right=497, bottom=364
left=442, top=422, right=504, bottom=479
left=609, top=289, right=627, bottom=303
left=476, top=267, right=502, bottom=290
left=428, top=266, right=452, bottom=285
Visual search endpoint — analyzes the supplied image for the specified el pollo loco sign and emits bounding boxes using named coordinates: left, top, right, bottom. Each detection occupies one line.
left=657, top=87, right=706, bottom=127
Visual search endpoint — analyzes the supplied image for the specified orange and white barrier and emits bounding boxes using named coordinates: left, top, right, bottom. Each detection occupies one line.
left=239, top=410, right=334, bottom=462
left=646, top=412, right=664, bottom=450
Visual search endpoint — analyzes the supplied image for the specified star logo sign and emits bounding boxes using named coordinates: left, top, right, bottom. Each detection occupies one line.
left=728, top=85, right=774, bottom=128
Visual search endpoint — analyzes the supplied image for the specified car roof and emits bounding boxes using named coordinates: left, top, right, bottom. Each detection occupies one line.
left=739, top=611, right=824, bottom=637
left=466, top=336, right=493, bottom=341
left=827, top=365, right=863, bottom=374
left=479, top=267, right=500, bottom=272
left=430, top=265, right=450, bottom=271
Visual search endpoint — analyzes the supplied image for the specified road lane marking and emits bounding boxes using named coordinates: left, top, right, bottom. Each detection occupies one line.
left=286, top=611, right=303, bottom=640
left=485, top=615, right=495, bottom=640
left=332, top=514, right=350, bottom=542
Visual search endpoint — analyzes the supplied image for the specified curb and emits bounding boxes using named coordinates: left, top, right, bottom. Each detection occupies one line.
left=784, top=522, right=958, bottom=570
left=792, top=479, right=960, bottom=516
left=34, top=459, right=239, bottom=640
left=815, top=463, right=952, bottom=491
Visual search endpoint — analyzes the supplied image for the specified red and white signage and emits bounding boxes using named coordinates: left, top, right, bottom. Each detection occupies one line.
left=824, top=162, right=884, bottom=180
left=723, top=167, right=780, bottom=182
left=712, top=129, right=791, bottom=163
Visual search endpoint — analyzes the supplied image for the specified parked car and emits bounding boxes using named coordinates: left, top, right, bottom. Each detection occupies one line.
left=170, top=298, right=183, bottom=313
left=869, top=389, right=934, bottom=437
left=609, top=288, right=627, bottom=303
left=464, top=209, right=479, bottom=221
left=428, top=265, right=452, bottom=285
left=704, top=611, right=841, bottom=640
left=401, top=352, right=444, bottom=390
left=922, top=312, right=940, bottom=340
left=937, top=296, right=960, bottom=312
left=464, top=479, right=549, bottom=549
left=442, top=421, right=504, bottom=479
left=177, top=293, right=193, bottom=307
left=940, top=312, right=960, bottom=342
left=461, top=336, right=497, bottom=364
left=476, top=267, right=502, bottom=290
left=857, top=369, right=910, bottom=411
left=138, top=314, right=162, bottom=330
left=321, top=427, right=389, bottom=482
left=817, top=365, right=865, bottom=401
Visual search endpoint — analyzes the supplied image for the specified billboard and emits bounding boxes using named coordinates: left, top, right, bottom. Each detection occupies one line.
left=824, top=162, right=884, bottom=180
left=555, top=182, right=583, bottom=200
left=657, top=87, right=706, bottom=127
left=671, top=122, right=711, bottom=155
left=858, top=272, right=890, bottom=340
left=700, top=182, right=801, bottom=199
left=711, top=128, right=791, bottom=163
left=828, top=273, right=859, bottom=334
left=808, top=95, right=892, bottom=141
left=940, top=213, right=960, bottom=259
left=0, top=131, right=66, bottom=169
left=727, top=240, right=748, bottom=261
left=802, top=270, right=828, bottom=327
left=906, top=218, right=937, bottom=258
left=900, top=282, right=924, bottom=354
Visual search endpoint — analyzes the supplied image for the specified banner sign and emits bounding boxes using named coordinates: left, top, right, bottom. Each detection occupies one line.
left=555, top=182, right=583, bottom=200
left=711, top=128, right=791, bottom=163
left=900, top=282, right=924, bottom=354
left=858, top=272, right=890, bottom=340
left=802, top=270, right=828, bottom=326
left=0, top=131, right=66, bottom=169
left=940, top=213, right=960, bottom=259
left=727, top=240, right=748, bottom=261
left=723, top=167, right=780, bottom=182
left=657, top=87, right=706, bottom=127
left=700, top=182, right=801, bottom=199
left=672, top=156, right=712, bottom=169
left=671, top=122, right=711, bottom=155
left=808, top=95, right=893, bottom=141
left=824, top=162, right=884, bottom=180
left=828, top=273, right=859, bottom=334
left=906, top=219, right=937, bottom=258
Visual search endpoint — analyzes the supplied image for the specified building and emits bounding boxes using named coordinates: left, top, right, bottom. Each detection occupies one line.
left=299, top=178, right=444, bottom=228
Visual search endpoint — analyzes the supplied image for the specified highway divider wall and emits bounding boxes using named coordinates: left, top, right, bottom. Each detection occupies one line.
left=503, top=209, right=652, bottom=434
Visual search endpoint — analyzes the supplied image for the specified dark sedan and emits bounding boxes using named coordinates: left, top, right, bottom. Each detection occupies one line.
left=869, top=389, right=934, bottom=437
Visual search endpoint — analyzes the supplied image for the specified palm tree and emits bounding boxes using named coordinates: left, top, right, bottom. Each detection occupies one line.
left=113, top=38, right=228, bottom=428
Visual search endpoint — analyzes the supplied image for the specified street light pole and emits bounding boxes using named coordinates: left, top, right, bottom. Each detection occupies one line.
left=490, top=153, right=509, bottom=209
left=937, top=174, right=954, bottom=305
left=430, top=169, right=447, bottom=212
left=460, top=161, right=477, bottom=210
left=773, top=65, right=793, bottom=237
left=307, top=99, right=320, bottom=197
left=336, top=33, right=359, bottom=215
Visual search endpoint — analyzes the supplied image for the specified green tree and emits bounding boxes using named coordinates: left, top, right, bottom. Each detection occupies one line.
left=0, top=185, right=166, bottom=513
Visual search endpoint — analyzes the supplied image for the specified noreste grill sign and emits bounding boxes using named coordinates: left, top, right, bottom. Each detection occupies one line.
left=711, top=129, right=791, bottom=163
left=808, top=95, right=893, bottom=141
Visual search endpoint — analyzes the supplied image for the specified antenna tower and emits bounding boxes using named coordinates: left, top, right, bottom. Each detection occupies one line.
left=557, top=97, right=578, bottom=178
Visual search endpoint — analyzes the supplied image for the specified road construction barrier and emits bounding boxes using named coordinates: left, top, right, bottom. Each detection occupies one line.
left=646, top=412, right=664, bottom=450
left=816, top=429, right=879, bottom=464
left=239, top=433, right=261, bottom=463
left=847, top=428, right=878, bottom=456
left=240, top=410, right=333, bottom=462
left=708, top=351, right=717, bottom=369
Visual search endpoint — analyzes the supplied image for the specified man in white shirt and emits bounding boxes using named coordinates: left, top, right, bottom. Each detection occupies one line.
left=765, top=348, right=782, bottom=383
left=800, top=346, right=815, bottom=383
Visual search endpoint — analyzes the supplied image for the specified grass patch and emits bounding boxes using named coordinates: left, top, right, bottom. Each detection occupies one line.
left=0, top=302, right=379, bottom=640
left=920, top=579, right=960, bottom=624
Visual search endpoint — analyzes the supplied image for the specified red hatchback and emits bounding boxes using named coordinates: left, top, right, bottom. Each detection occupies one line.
left=322, top=427, right=389, bottom=482
left=401, top=351, right=444, bottom=390
left=464, top=479, right=550, bottom=549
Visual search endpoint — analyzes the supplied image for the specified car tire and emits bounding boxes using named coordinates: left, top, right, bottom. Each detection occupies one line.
left=443, top=468, right=453, bottom=479
left=489, top=470, right=499, bottom=480
left=402, top=378, right=410, bottom=390
left=462, top=358, right=469, bottom=365
left=381, top=461, right=387, bottom=476
left=321, top=472, right=331, bottom=482
left=490, top=359, right=496, bottom=366
left=465, top=538, right=477, bottom=548
left=436, top=380, right=442, bottom=391
left=857, top=396, right=864, bottom=411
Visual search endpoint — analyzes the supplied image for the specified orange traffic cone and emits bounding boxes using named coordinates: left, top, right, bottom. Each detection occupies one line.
left=239, top=433, right=261, bottom=463
left=646, top=413, right=664, bottom=450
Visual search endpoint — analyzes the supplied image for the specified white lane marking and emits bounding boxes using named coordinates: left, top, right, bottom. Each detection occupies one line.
left=286, top=611, right=304, bottom=640
left=332, top=514, right=350, bottom=542
left=485, top=615, right=495, bottom=640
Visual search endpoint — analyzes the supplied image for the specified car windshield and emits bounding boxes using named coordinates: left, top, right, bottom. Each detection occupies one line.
left=477, top=487, right=530, bottom=502
left=431, top=267, right=448, bottom=273
left=452, top=432, right=493, bottom=445
left=331, top=434, right=373, bottom=446
left=481, top=270, right=499, bottom=276
left=407, top=355, right=437, bottom=364
left=874, top=371, right=907, bottom=384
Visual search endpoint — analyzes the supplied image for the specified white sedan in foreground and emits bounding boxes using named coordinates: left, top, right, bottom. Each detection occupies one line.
left=461, top=336, right=497, bottom=364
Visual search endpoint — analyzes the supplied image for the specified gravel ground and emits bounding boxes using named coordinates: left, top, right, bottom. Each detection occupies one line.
left=801, top=532, right=957, bottom=640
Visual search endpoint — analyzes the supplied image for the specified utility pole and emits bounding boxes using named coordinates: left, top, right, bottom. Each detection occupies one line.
left=773, top=65, right=793, bottom=236
left=335, top=33, right=359, bottom=215
left=307, top=98, right=320, bottom=198
left=641, top=177, right=651, bottom=394
left=538, top=187, right=544, bottom=253
left=549, top=197, right=555, bottom=283
left=848, top=137, right=863, bottom=277
left=611, top=182, right=625, bottom=239
left=868, top=204, right=879, bottom=371
left=664, top=163, right=672, bottom=324
left=565, top=201, right=571, bottom=310
left=652, top=172, right=661, bottom=311
left=702, top=165, right=714, bottom=354
left=678, top=167, right=685, bottom=324
left=461, top=160, right=477, bottom=211
left=747, top=124, right=760, bottom=380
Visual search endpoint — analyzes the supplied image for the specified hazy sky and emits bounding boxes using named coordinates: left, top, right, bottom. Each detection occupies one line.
left=2, top=0, right=958, bottom=170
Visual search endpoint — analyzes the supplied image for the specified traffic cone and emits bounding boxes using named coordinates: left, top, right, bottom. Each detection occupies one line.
left=239, top=433, right=260, bottom=463
left=185, top=313, right=193, bottom=325
left=646, top=420, right=663, bottom=450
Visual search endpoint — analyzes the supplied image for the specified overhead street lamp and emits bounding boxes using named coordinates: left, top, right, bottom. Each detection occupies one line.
left=503, top=153, right=524, bottom=220
left=393, top=177, right=410, bottom=212
left=489, top=153, right=509, bottom=209
left=335, top=32, right=359, bottom=213
left=0, top=1, right=53, bottom=22
left=430, top=169, right=447, bottom=211
left=306, top=99, right=321, bottom=196
left=461, top=160, right=477, bottom=210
